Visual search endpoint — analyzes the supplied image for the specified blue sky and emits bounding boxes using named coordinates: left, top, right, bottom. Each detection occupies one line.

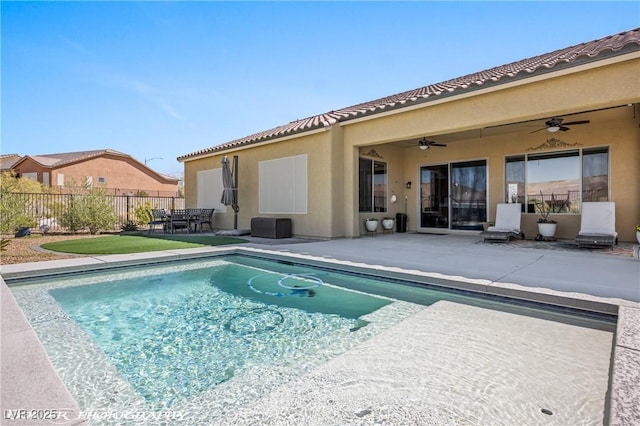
left=2, top=1, right=638, bottom=177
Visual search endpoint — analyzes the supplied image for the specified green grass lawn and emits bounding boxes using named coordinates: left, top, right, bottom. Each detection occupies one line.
left=41, top=234, right=248, bottom=255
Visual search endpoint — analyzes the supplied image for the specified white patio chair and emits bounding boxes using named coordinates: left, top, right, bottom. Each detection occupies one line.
left=576, top=202, right=617, bottom=249
left=480, top=203, right=523, bottom=242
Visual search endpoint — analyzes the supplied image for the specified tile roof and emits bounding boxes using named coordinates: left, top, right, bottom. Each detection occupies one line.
left=178, top=27, right=640, bottom=161
left=0, top=154, right=22, bottom=171
left=25, top=149, right=129, bottom=167
left=12, top=149, right=180, bottom=182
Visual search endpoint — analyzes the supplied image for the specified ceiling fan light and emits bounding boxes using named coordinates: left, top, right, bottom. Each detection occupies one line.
left=419, top=144, right=429, bottom=150
left=547, top=126, right=560, bottom=133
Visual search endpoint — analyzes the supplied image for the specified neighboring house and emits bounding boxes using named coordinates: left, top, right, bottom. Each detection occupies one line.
left=179, top=28, right=640, bottom=242
left=10, top=149, right=180, bottom=197
left=0, top=154, right=22, bottom=172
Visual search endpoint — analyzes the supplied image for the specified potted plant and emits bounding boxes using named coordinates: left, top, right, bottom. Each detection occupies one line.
left=635, top=224, right=640, bottom=244
left=382, top=217, right=395, bottom=230
left=534, top=192, right=558, bottom=238
left=365, top=218, right=378, bottom=232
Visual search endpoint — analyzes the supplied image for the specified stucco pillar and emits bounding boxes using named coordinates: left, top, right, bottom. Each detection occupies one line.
left=343, top=142, right=359, bottom=238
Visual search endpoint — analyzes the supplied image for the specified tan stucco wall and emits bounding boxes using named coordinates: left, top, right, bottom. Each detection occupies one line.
left=389, top=107, right=639, bottom=240
left=341, top=56, right=640, bottom=241
left=183, top=54, right=640, bottom=242
left=184, top=130, right=337, bottom=238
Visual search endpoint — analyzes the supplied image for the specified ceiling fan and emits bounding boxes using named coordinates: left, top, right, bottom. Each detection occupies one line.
left=418, top=137, right=447, bottom=150
left=530, top=117, right=590, bottom=133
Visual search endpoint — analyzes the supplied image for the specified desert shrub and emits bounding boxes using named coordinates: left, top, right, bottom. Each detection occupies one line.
left=57, top=178, right=117, bottom=234
left=134, top=201, right=153, bottom=225
left=0, top=171, right=48, bottom=233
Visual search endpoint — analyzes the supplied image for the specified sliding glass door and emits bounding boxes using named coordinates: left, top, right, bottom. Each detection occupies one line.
left=450, top=160, right=487, bottom=230
left=420, top=165, right=449, bottom=228
left=419, top=160, right=487, bottom=231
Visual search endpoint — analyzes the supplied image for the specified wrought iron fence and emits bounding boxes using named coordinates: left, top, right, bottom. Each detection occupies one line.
left=2, top=192, right=185, bottom=232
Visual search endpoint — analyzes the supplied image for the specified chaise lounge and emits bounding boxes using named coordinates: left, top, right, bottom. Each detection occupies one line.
left=575, top=202, right=618, bottom=249
left=480, top=203, right=523, bottom=242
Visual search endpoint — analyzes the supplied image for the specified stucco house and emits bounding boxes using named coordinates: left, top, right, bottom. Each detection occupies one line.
left=10, top=149, right=180, bottom=197
left=178, top=28, right=640, bottom=242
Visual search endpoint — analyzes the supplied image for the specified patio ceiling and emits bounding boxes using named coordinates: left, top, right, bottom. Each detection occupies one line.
left=390, top=103, right=635, bottom=149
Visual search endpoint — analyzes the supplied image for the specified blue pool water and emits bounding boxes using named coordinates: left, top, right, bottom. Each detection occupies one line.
left=47, top=258, right=391, bottom=407
left=8, top=254, right=616, bottom=421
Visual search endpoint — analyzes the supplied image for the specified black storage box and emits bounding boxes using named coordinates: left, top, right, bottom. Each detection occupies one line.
left=250, top=217, right=292, bottom=239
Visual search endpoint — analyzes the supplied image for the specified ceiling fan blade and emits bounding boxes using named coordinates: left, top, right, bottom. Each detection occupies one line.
left=559, top=126, right=570, bottom=131
left=432, top=143, right=447, bottom=147
left=529, top=128, right=547, bottom=133
left=562, top=120, right=590, bottom=126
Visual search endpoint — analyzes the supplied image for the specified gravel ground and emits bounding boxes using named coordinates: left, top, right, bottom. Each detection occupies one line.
left=0, top=233, right=109, bottom=265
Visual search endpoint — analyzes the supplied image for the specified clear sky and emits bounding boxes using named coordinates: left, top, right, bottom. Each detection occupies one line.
left=2, top=1, right=638, bottom=177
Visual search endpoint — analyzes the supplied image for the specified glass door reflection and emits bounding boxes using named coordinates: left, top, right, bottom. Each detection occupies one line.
left=420, top=165, right=449, bottom=228
left=450, top=160, right=487, bottom=230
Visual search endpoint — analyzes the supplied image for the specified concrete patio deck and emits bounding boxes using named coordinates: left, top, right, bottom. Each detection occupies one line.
left=1, top=232, right=638, bottom=424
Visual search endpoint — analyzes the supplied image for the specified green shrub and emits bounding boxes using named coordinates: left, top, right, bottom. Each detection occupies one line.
left=0, top=171, right=47, bottom=233
left=121, top=221, right=139, bottom=232
left=57, top=178, right=118, bottom=234
left=134, top=201, right=153, bottom=225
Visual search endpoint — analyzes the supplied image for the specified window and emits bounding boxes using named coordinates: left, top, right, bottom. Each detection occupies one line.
left=582, top=148, right=609, bottom=202
left=528, top=150, right=579, bottom=213
left=258, top=155, right=308, bottom=214
left=22, top=172, right=38, bottom=181
left=505, top=156, right=525, bottom=204
left=98, top=177, right=106, bottom=184
left=504, top=148, right=609, bottom=213
left=359, top=158, right=387, bottom=212
left=57, top=173, right=65, bottom=187
left=196, top=168, right=226, bottom=210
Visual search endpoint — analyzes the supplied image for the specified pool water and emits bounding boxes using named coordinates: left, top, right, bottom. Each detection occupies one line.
left=47, top=260, right=390, bottom=407
left=8, top=254, right=616, bottom=425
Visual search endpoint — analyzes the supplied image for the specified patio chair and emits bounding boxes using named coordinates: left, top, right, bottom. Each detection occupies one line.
left=196, top=208, right=215, bottom=233
left=168, top=209, right=190, bottom=234
left=480, top=203, right=523, bottom=242
left=575, top=202, right=617, bottom=249
left=147, top=209, right=167, bottom=234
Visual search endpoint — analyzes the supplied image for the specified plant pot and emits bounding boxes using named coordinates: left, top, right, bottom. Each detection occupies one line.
left=365, top=220, right=378, bottom=232
left=382, top=219, right=394, bottom=230
left=538, top=222, right=557, bottom=238
left=636, top=231, right=640, bottom=244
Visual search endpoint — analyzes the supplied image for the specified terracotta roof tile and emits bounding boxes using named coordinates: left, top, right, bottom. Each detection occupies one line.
left=178, top=27, right=640, bottom=161
left=26, top=149, right=129, bottom=167
left=0, top=154, right=22, bottom=171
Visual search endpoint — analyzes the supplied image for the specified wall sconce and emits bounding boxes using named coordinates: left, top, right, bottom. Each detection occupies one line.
left=405, top=181, right=412, bottom=189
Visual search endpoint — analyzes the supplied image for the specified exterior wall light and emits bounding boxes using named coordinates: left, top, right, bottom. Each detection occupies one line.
left=406, top=181, right=412, bottom=189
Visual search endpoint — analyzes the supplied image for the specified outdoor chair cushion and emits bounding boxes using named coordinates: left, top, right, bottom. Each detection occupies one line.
left=576, top=202, right=617, bottom=248
left=480, top=203, right=522, bottom=242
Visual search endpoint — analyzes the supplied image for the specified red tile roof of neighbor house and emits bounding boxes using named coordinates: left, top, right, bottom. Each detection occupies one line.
left=12, top=149, right=180, bottom=182
left=0, top=154, right=22, bottom=171
left=22, top=149, right=127, bottom=167
left=178, top=27, right=640, bottom=161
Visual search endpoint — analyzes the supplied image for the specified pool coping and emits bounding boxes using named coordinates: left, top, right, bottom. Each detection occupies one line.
left=1, top=245, right=638, bottom=425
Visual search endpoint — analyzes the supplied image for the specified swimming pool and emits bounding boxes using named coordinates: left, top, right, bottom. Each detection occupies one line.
left=7, top=253, right=616, bottom=425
